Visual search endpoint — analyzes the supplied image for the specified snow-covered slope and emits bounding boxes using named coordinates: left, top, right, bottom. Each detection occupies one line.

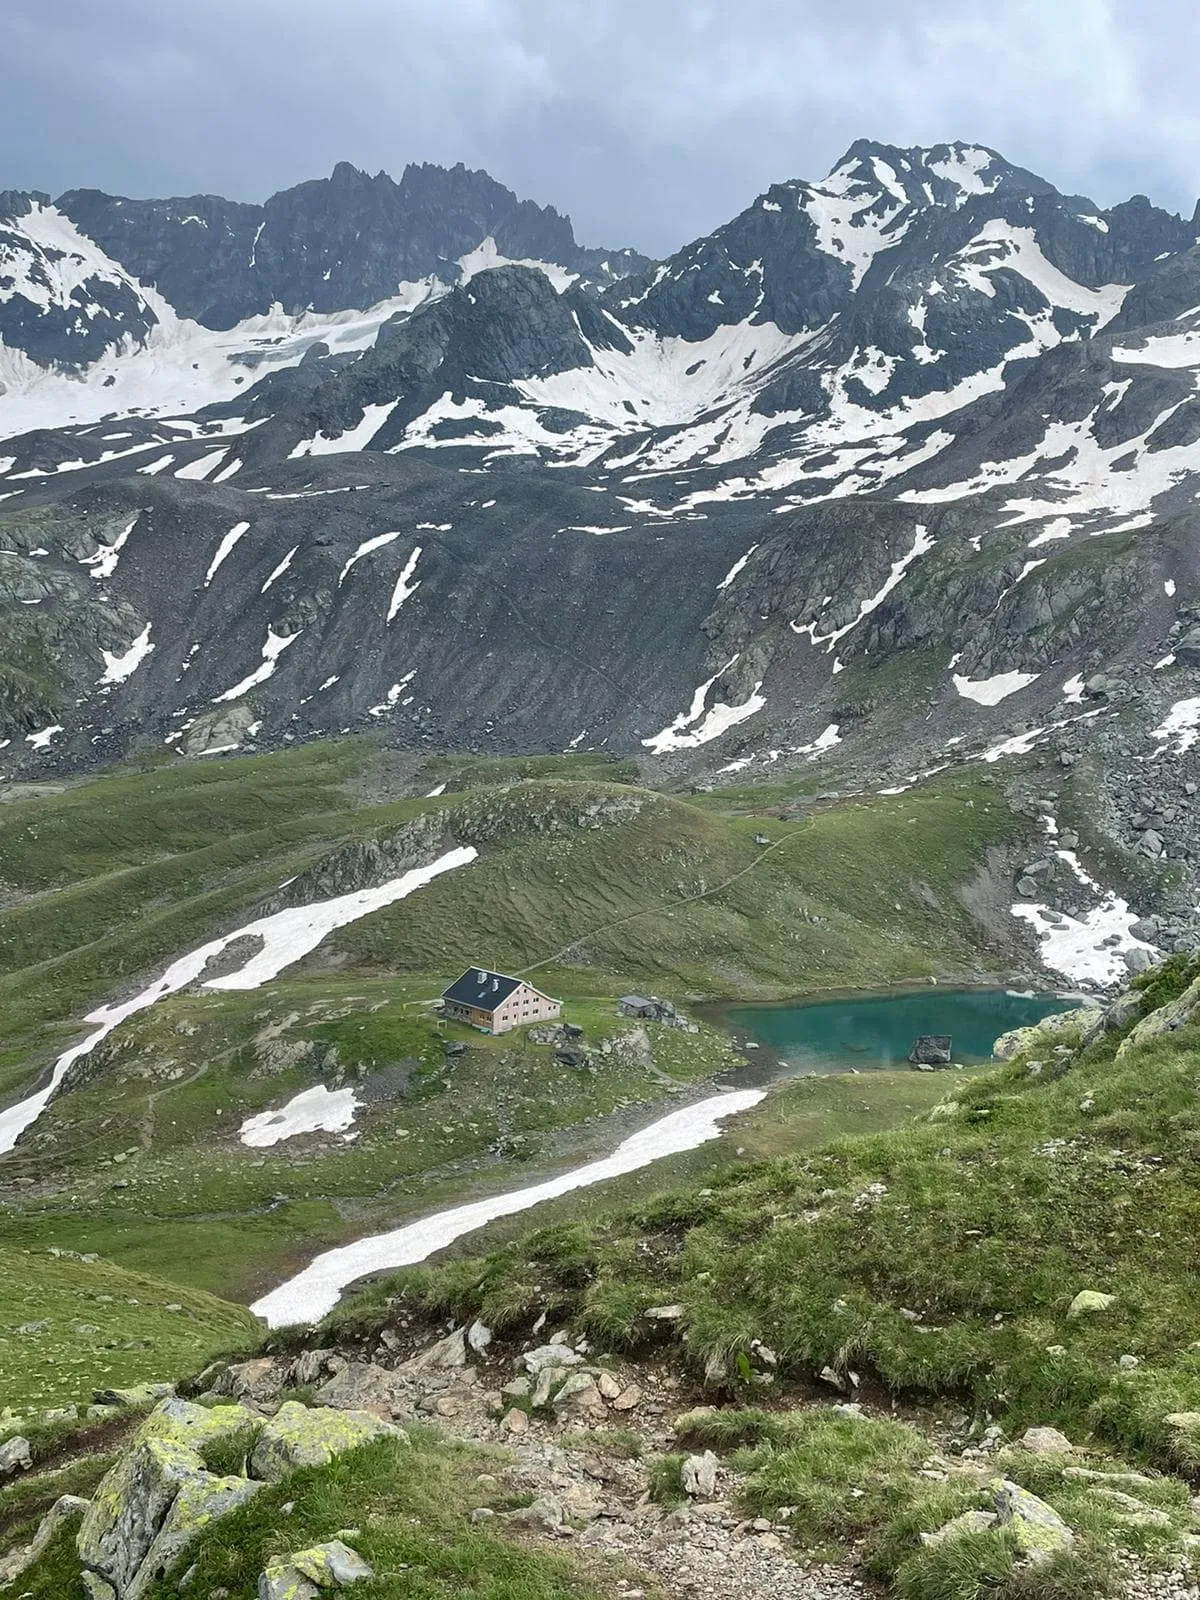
left=1, top=139, right=1199, bottom=888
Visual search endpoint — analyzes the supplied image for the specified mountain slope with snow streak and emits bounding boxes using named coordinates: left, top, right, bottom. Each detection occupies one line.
left=2, top=141, right=1199, bottom=925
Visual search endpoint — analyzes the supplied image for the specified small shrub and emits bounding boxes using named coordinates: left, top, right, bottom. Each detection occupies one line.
left=646, top=1453, right=687, bottom=1506
left=197, top=1423, right=259, bottom=1478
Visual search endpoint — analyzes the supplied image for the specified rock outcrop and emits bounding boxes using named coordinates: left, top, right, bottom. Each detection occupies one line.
left=74, top=1395, right=403, bottom=1599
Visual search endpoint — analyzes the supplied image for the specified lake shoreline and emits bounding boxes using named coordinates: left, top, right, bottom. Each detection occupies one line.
left=700, top=983, right=1080, bottom=1081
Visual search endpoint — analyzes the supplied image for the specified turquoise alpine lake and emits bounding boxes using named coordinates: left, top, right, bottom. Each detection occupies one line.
left=723, top=987, right=1077, bottom=1075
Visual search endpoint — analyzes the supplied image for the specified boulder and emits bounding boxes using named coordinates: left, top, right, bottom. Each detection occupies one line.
left=1018, top=1426, right=1074, bottom=1455
left=991, top=1478, right=1074, bottom=1562
left=466, top=1320, right=492, bottom=1355
left=920, top=1508, right=998, bottom=1546
left=1174, top=625, right=1200, bottom=667
left=78, top=1434, right=234, bottom=1594
left=507, top=1496, right=566, bottom=1534
left=523, top=1343, right=582, bottom=1374
left=82, top=1575, right=117, bottom=1600
left=395, top=1327, right=467, bottom=1376
left=259, top=1539, right=374, bottom=1597
left=610, top=1383, right=643, bottom=1412
left=1117, top=975, right=1200, bottom=1059
left=1091, top=1487, right=1171, bottom=1528
left=681, top=1450, right=719, bottom=1498
left=126, top=1473, right=262, bottom=1600
left=0, top=1434, right=31, bottom=1476
left=92, top=1383, right=175, bottom=1408
left=1079, top=991, right=1143, bottom=1049
left=290, top=1348, right=338, bottom=1388
left=313, top=1362, right=413, bottom=1419
left=552, top=1374, right=604, bottom=1415
left=259, top=1562, right=319, bottom=1600
left=1067, top=1290, right=1116, bottom=1319
left=994, top=1009, right=1086, bottom=1062
left=213, top=1358, right=283, bottom=1407
left=250, top=1401, right=401, bottom=1482
left=0, top=1493, right=89, bottom=1587
left=908, top=1035, right=952, bottom=1066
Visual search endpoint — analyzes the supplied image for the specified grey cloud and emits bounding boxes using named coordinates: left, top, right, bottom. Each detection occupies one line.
left=4, top=0, right=1197, bottom=255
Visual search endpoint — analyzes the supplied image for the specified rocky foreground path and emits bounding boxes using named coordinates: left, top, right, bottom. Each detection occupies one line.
left=8, top=1313, right=1198, bottom=1598
left=215, top=1324, right=871, bottom=1600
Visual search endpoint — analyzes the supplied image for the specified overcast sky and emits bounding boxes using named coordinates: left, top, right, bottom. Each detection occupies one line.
left=6, top=0, right=1198, bottom=255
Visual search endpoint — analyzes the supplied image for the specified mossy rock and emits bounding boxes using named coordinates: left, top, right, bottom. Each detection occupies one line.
left=249, top=1401, right=403, bottom=1482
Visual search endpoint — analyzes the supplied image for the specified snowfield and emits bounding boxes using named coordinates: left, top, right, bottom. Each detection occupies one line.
left=0, top=846, right=478, bottom=1155
left=253, top=1088, right=766, bottom=1326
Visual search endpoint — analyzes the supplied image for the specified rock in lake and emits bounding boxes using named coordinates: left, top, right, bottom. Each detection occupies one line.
left=908, top=1035, right=952, bottom=1066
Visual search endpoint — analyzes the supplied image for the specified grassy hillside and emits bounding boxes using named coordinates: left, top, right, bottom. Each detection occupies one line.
left=330, top=958, right=1200, bottom=1597
left=384, top=956, right=1200, bottom=1468
left=0, top=739, right=1030, bottom=1304
left=0, top=1245, right=258, bottom=1414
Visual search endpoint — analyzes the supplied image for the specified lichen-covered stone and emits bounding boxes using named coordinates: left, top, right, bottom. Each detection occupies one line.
left=250, top=1401, right=400, bottom=1482
left=92, top=1383, right=175, bottom=1408
left=920, top=1508, right=998, bottom=1546
left=994, top=1009, right=1086, bottom=1062
left=292, top=1539, right=374, bottom=1583
left=1067, top=1290, right=1116, bottom=1319
left=78, top=1436, right=202, bottom=1592
left=258, top=1542, right=372, bottom=1599
left=1117, top=975, right=1200, bottom=1059
left=991, top=1478, right=1074, bottom=1561
left=82, top=1573, right=117, bottom=1600
left=141, top=1396, right=260, bottom=1451
left=259, top=1558, right=319, bottom=1600
left=77, top=1399, right=262, bottom=1595
left=125, top=1472, right=262, bottom=1600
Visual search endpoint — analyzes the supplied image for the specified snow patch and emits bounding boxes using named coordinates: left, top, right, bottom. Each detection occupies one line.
left=239, top=1085, right=361, bottom=1148
left=386, top=546, right=422, bottom=622
left=792, top=525, right=933, bottom=651
left=82, top=514, right=139, bottom=581
left=212, top=627, right=298, bottom=703
left=290, top=402, right=396, bottom=459
left=717, top=543, right=759, bottom=590
left=1151, top=697, right=1200, bottom=755
left=642, top=658, right=766, bottom=753
left=261, top=545, right=298, bottom=592
left=252, top=1087, right=764, bottom=1326
left=339, top=529, right=404, bottom=585
left=953, top=670, right=1039, bottom=705
left=100, top=623, right=154, bottom=685
left=204, top=521, right=251, bottom=585
left=0, top=846, right=478, bottom=1155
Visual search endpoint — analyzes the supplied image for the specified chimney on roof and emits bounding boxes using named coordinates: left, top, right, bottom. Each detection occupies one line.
left=477, top=969, right=487, bottom=983
left=492, top=977, right=499, bottom=991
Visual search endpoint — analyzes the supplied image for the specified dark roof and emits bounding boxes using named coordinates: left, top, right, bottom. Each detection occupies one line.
left=442, top=968, right=523, bottom=1011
